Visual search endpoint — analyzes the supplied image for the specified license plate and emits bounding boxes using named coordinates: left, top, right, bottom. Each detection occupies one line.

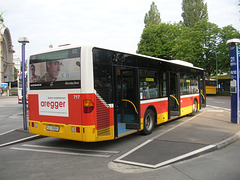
left=46, top=125, right=59, bottom=132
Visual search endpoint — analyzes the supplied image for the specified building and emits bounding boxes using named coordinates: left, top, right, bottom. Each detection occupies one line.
left=0, top=22, right=15, bottom=84
left=13, top=55, right=21, bottom=73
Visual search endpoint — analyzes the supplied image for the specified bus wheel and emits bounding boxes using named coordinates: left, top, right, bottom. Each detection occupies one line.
left=191, top=100, right=198, bottom=116
left=141, top=109, right=155, bottom=135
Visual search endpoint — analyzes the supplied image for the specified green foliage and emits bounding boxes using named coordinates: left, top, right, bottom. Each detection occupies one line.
left=14, top=67, right=18, bottom=80
left=217, top=25, right=240, bottom=73
left=137, top=1, right=240, bottom=76
left=182, top=0, right=208, bottom=27
left=144, top=2, right=161, bottom=27
left=173, top=20, right=221, bottom=74
left=137, top=23, right=183, bottom=59
left=137, top=21, right=240, bottom=75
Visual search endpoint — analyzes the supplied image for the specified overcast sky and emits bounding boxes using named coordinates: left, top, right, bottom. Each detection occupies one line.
left=1, top=0, right=240, bottom=58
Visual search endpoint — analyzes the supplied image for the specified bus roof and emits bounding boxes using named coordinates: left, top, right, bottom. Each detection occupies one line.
left=29, top=45, right=204, bottom=71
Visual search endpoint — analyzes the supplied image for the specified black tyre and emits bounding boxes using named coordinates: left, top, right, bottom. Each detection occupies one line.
left=141, top=109, right=155, bottom=135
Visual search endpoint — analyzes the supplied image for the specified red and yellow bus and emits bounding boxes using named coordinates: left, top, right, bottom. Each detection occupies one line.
left=17, top=72, right=28, bottom=104
left=28, top=46, right=206, bottom=142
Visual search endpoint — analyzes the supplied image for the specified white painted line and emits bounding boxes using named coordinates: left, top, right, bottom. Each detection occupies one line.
left=150, top=111, right=203, bottom=141
left=114, top=139, right=153, bottom=162
left=206, top=105, right=230, bottom=111
left=10, top=146, right=111, bottom=158
left=115, top=145, right=216, bottom=169
left=152, top=145, right=216, bottom=168
left=114, top=159, right=155, bottom=169
left=0, top=129, right=16, bottom=136
left=114, top=111, right=208, bottom=168
left=207, top=110, right=224, bottom=112
left=0, top=135, right=40, bottom=148
left=22, top=144, right=120, bottom=154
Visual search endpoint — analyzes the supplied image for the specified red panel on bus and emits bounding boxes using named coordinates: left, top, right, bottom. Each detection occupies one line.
left=180, top=95, right=199, bottom=108
left=140, top=99, right=168, bottom=119
left=28, top=93, right=89, bottom=125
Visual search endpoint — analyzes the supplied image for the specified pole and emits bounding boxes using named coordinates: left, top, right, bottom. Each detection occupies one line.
left=18, top=37, right=29, bottom=130
left=21, top=43, right=27, bottom=130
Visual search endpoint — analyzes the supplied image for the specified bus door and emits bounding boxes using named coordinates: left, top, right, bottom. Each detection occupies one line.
left=168, top=72, right=180, bottom=118
left=114, top=66, right=140, bottom=137
left=199, top=76, right=206, bottom=108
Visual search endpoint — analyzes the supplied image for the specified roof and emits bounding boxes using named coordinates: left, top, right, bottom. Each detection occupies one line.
left=30, top=44, right=204, bottom=71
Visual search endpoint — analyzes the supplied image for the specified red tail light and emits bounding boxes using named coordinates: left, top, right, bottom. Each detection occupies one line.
left=83, top=100, right=94, bottom=113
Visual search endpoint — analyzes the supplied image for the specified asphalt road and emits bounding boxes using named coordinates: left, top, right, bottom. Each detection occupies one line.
left=207, top=95, right=231, bottom=110
left=0, top=97, right=22, bottom=134
left=1, top=96, right=240, bottom=180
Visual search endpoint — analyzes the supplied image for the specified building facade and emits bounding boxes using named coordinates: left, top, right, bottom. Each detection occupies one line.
left=0, top=23, right=15, bottom=84
left=13, top=55, right=21, bottom=73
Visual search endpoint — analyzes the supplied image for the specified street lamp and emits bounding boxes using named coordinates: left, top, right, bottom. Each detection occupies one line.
left=18, top=37, right=29, bottom=130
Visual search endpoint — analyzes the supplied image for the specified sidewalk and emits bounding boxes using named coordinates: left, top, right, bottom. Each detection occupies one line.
left=114, top=107, right=240, bottom=169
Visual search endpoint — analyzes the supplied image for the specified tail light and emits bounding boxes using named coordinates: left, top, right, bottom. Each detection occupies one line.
left=83, top=100, right=94, bottom=113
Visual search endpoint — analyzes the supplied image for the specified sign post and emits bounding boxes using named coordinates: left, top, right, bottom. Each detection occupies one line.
left=227, top=38, right=240, bottom=124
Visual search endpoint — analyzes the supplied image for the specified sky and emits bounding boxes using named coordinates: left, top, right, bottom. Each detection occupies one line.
left=1, top=0, right=240, bottom=58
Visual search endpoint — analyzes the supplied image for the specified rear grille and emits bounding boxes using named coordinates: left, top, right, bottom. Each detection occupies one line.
left=96, top=95, right=111, bottom=136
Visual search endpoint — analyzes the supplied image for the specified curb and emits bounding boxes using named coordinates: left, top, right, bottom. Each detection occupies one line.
left=214, top=132, right=240, bottom=150
left=168, top=132, right=240, bottom=168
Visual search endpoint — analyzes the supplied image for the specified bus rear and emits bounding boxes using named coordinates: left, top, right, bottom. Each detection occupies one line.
left=28, top=46, right=109, bottom=142
left=206, top=79, right=217, bottom=95
left=18, top=72, right=28, bottom=104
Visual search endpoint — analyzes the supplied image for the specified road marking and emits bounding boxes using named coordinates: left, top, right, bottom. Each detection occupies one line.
left=0, top=129, right=16, bottom=136
left=151, top=145, right=216, bottom=168
left=207, top=109, right=224, bottom=112
left=212, top=101, right=225, bottom=104
left=10, top=144, right=120, bottom=158
left=207, top=105, right=230, bottom=111
left=114, top=112, right=203, bottom=166
left=0, top=135, right=40, bottom=148
left=22, top=144, right=120, bottom=154
left=10, top=147, right=112, bottom=158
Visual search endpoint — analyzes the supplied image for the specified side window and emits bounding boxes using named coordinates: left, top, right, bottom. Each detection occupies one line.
left=139, top=70, right=165, bottom=100
left=180, top=74, right=199, bottom=95
left=190, top=78, right=199, bottom=94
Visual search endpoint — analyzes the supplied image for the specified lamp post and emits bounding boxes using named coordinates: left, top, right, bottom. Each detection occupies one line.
left=18, top=37, right=29, bottom=130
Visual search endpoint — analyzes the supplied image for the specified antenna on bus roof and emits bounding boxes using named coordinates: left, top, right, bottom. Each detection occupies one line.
left=58, top=44, right=71, bottom=47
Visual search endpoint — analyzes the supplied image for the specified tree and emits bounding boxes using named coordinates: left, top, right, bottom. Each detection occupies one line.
left=181, top=0, right=208, bottom=27
left=137, top=1, right=240, bottom=76
left=217, top=25, right=240, bottom=73
left=137, top=23, right=183, bottom=59
left=173, top=20, right=220, bottom=74
left=144, top=2, right=161, bottom=27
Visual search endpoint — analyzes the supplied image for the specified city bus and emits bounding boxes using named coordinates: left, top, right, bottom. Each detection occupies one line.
left=28, top=46, right=206, bottom=142
left=17, top=72, right=28, bottom=104
left=205, top=79, right=217, bottom=95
